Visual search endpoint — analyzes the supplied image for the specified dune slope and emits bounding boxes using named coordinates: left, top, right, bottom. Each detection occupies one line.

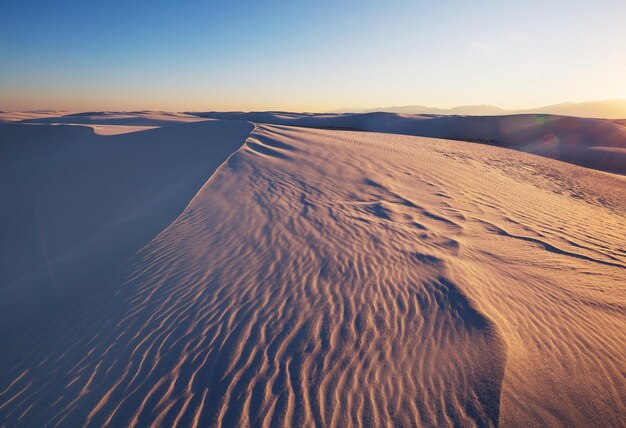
left=0, top=120, right=253, bottom=344
left=0, top=124, right=624, bottom=427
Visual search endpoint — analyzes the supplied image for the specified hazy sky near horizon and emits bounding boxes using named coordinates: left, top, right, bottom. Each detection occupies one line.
left=1, top=0, right=625, bottom=112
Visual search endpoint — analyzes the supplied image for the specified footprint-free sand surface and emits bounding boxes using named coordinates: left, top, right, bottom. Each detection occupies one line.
left=190, top=111, right=626, bottom=174
left=0, top=115, right=625, bottom=427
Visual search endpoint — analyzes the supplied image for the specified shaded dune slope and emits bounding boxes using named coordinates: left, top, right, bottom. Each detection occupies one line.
left=190, top=111, right=626, bottom=174
left=1, top=124, right=624, bottom=426
left=0, top=120, right=253, bottom=344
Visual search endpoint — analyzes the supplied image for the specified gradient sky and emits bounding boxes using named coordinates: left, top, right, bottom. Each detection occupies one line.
left=1, top=0, right=625, bottom=112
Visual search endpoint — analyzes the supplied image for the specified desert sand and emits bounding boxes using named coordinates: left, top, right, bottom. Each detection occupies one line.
left=189, top=111, right=626, bottom=174
left=0, top=113, right=625, bottom=427
left=0, top=111, right=207, bottom=135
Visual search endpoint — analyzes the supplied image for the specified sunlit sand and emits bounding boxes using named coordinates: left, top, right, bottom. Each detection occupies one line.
left=1, top=112, right=624, bottom=426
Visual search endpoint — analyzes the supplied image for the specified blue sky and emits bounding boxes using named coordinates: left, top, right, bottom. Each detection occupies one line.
left=1, top=0, right=625, bottom=111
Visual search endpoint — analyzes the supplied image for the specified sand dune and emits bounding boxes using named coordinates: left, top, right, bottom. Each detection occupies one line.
left=1, top=118, right=624, bottom=426
left=611, top=119, right=626, bottom=127
left=0, top=119, right=253, bottom=343
left=190, top=111, right=626, bottom=174
left=13, top=110, right=626, bottom=173
left=1, top=111, right=207, bottom=135
left=0, top=110, right=73, bottom=123
left=19, top=111, right=206, bottom=126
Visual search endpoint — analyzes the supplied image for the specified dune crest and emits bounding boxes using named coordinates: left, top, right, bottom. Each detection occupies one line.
left=189, top=111, right=626, bottom=174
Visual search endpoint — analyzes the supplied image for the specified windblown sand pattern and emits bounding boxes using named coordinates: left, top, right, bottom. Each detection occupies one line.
left=0, top=122, right=625, bottom=426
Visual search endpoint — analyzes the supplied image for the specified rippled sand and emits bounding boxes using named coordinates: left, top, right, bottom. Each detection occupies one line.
left=1, top=121, right=624, bottom=426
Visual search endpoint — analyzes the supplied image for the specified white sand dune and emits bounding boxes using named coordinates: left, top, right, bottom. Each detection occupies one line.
left=190, top=111, right=626, bottom=174
left=0, top=110, right=73, bottom=123
left=0, top=119, right=253, bottom=342
left=1, top=111, right=207, bottom=135
left=18, top=111, right=206, bottom=126
left=0, top=117, right=625, bottom=427
left=611, top=119, right=626, bottom=128
left=13, top=110, right=626, bottom=173
left=68, top=124, right=161, bottom=136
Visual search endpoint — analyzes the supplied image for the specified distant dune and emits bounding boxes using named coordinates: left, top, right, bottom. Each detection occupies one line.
left=332, top=99, right=626, bottom=119
left=0, top=110, right=73, bottom=123
left=0, top=111, right=209, bottom=135
left=0, top=113, right=624, bottom=426
left=189, top=111, right=626, bottom=174
left=12, top=110, right=626, bottom=174
left=611, top=118, right=626, bottom=127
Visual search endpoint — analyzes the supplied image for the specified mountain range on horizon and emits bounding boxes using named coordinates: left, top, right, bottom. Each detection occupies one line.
left=4, top=100, right=626, bottom=121
left=331, top=99, right=626, bottom=119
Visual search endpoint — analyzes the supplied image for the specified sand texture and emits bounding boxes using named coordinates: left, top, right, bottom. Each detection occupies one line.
left=189, top=111, right=626, bottom=174
left=0, top=117, right=625, bottom=427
